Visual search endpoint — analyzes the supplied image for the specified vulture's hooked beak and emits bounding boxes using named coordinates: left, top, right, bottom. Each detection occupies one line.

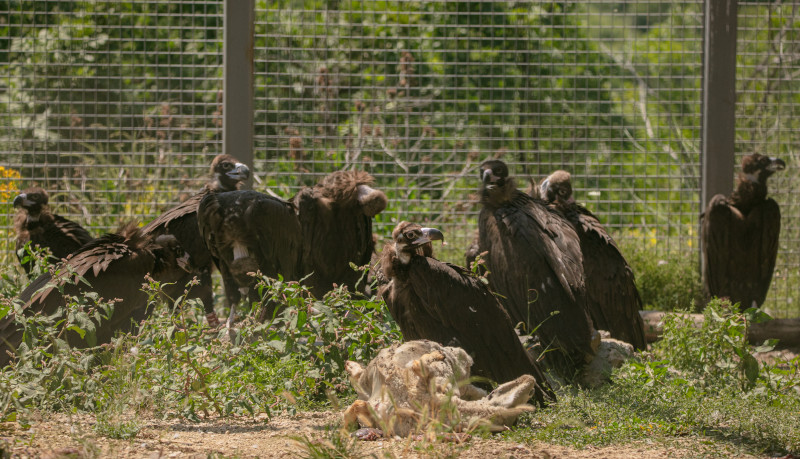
left=227, top=163, right=251, bottom=182
left=767, top=157, right=786, bottom=172
left=539, top=179, right=550, bottom=202
left=412, top=227, right=445, bottom=247
left=12, top=193, right=29, bottom=208
left=176, top=252, right=192, bottom=272
left=482, top=169, right=500, bottom=189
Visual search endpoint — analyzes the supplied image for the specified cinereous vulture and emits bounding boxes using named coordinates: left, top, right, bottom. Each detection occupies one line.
left=477, top=159, right=596, bottom=378
left=294, top=170, right=387, bottom=297
left=540, top=170, right=646, bottom=350
left=197, top=170, right=387, bottom=328
left=197, top=190, right=303, bottom=329
left=380, top=221, right=554, bottom=406
left=701, top=153, right=786, bottom=309
left=143, top=154, right=250, bottom=326
left=13, top=187, right=93, bottom=273
left=0, top=223, right=189, bottom=367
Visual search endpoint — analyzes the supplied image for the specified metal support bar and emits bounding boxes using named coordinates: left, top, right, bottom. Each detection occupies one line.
left=223, top=0, right=255, bottom=187
left=700, top=0, right=738, bottom=272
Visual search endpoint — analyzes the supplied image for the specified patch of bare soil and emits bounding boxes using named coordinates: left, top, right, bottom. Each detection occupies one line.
left=0, top=411, right=768, bottom=459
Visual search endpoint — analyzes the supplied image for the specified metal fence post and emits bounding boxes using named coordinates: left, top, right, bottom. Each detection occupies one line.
left=700, top=0, right=738, bottom=272
left=223, top=0, right=255, bottom=185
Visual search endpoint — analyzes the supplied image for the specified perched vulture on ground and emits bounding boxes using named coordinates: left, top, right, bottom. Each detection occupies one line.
left=0, top=223, right=189, bottom=367
left=143, top=154, right=250, bottom=326
left=198, top=190, right=303, bottom=328
left=379, top=222, right=554, bottom=406
left=476, top=159, right=595, bottom=378
left=12, top=187, right=93, bottom=274
left=294, top=170, right=387, bottom=297
left=701, top=154, right=786, bottom=309
left=197, top=170, right=387, bottom=328
left=540, top=170, right=646, bottom=350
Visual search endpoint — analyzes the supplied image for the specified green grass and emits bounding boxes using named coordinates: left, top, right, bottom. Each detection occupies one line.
left=0, top=262, right=798, bottom=457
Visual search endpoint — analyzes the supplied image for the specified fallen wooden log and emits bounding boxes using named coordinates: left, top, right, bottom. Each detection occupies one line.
left=639, top=310, right=800, bottom=348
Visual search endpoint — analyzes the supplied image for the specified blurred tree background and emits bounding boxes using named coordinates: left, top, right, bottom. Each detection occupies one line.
left=0, top=0, right=798, bottom=315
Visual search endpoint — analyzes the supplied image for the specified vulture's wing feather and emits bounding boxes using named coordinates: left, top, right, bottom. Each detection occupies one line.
left=481, top=191, right=593, bottom=374
left=247, top=195, right=303, bottom=280
left=51, top=215, right=93, bottom=250
left=702, top=194, right=740, bottom=303
left=2, top=228, right=177, bottom=366
left=748, top=198, right=780, bottom=307
left=574, top=207, right=646, bottom=349
left=143, top=191, right=207, bottom=235
left=405, top=257, right=553, bottom=404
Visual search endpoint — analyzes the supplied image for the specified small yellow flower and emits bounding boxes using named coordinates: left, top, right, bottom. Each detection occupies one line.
left=0, top=166, right=21, bottom=200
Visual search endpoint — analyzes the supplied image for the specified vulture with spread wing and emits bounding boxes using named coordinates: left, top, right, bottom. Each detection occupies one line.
left=1, top=223, right=188, bottom=366
left=540, top=170, right=646, bottom=350
left=476, top=160, right=595, bottom=377
left=380, top=222, right=554, bottom=406
left=294, top=170, right=387, bottom=297
left=13, top=187, right=93, bottom=273
left=701, top=154, right=785, bottom=309
left=143, top=154, right=249, bottom=326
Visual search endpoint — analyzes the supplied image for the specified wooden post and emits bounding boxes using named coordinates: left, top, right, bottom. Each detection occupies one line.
left=223, top=0, right=255, bottom=187
left=700, top=0, right=738, bottom=276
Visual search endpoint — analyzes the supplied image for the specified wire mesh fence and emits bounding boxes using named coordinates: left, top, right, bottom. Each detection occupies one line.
left=1, top=1, right=798, bottom=316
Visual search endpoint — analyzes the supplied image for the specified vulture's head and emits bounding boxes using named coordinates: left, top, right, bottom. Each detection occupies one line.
left=479, top=160, right=515, bottom=205
left=210, top=154, right=250, bottom=191
left=317, top=170, right=388, bottom=217
left=539, top=170, right=575, bottom=206
left=740, top=154, right=786, bottom=184
left=391, top=221, right=444, bottom=264
left=13, top=187, right=49, bottom=220
left=153, top=234, right=192, bottom=274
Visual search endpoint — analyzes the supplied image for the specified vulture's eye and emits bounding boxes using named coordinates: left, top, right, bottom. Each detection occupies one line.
left=403, top=231, right=417, bottom=241
left=222, top=163, right=233, bottom=170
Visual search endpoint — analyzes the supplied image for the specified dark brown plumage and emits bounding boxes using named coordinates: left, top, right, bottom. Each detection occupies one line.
left=540, top=170, right=646, bottom=350
left=477, top=160, right=595, bottom=378
left=143, top=154, right=250, bottom=326
left=1, top=223, right=189, bottom=366
left=701, top=154, right=785, bottom=309
left=294, top=170, right=388, bottom=297
left=198, top=190, right=303, bottom=328
left=196, top=170, right=387, bottom=328
left=379, top=222, right=554, bottom=406
left=12, top=187, right=93, bottom=274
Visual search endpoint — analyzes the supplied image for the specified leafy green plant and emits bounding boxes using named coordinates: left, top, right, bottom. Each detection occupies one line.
left=620, top=238, right=703, bottom=311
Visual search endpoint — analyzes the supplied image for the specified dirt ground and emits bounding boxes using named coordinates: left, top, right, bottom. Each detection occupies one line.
left=1, top=347, right=795, bottom=458
left=0, top=410, right=771, bottom=459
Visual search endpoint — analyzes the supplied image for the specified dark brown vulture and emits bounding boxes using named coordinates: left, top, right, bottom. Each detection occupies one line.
left=379, top=222, right=554, bottom=405
left=476, top=160, right=595, bottom=378
left=197, top=170, right=387, bottom=328
left=540, top=170, right=646, bottom=350
left=0, top=223, right=189, bottom=367
left=701, top=154, right=786, bottom=309
left=294, top=170, right=388, bottom=297
left=12, top=187, right=93, bottom=274
left=143, top=154, right=250, bottom=326
left=197, top=190, right=303, bottom=328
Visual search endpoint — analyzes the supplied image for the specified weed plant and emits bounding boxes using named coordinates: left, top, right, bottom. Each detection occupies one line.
left=619, top=238, right=703, bottom=311
left=1, top=258, right=798, bottom=457
left=0, top=266, right=401, bottom=425
left=510, top=299, right=799, bottom=455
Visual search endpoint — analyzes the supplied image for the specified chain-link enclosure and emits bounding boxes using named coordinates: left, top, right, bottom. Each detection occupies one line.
left=1, top=1, right=798, bottom=316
